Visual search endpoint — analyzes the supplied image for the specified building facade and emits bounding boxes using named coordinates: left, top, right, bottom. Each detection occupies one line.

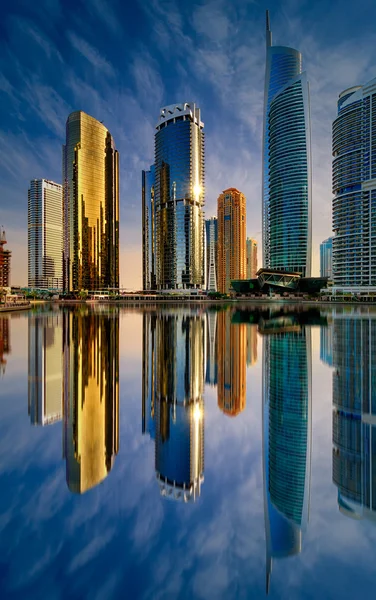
left=246, top=237, right=258, bottom=279
left=332, top=79, right=376, bottom=291
left=142, top=166, right=156, bottom=290
left=262, top=10, right=312, bottom=276
left=320, top=237, right=333, bottom=279
left=0, top=227, right=11, bottom=288
left=154, top=103, right=205, bottom=290
left=28, top=179, right=63, bottom=290
left=217, top=188, right=246, bottom=294
left=63, top=111, right=119, bottom=292
left=205, top=216, right=218, bottom=292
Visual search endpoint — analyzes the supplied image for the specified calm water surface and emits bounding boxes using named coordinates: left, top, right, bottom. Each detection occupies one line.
left=1, top=304, right=376, bottom=599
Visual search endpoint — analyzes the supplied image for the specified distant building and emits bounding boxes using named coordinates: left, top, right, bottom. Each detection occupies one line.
left=28, top=314, right=63, bottom=425
left=332, top=79, right=376, bottom=290
left=28, top=179, right=63, bottom=290
left=205, top=310, right=218, bottom=386
left=63, top=111, right=119, bottom=292
left=246, top=237, right=257, bottom=279
left=205, top=217, right=218, bottom=291
left=246, top=326, right=257, bottom=367
left=217, top=310, right=247, bottom=416
left=142, top=166, right=156, bottom=290
left=320, top=237, right=333, bottom=279
left=217, top=188, right=246, bottom=294
left=0, top=227, right=11, bottom=288
left=154, top=103, right=205, bottom=290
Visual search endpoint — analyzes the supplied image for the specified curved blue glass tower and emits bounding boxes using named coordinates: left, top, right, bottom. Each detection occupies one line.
left=262, top=11, right=312, bottom=276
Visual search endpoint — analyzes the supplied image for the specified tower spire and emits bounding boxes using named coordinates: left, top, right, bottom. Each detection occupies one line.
left=266, top=9, right=272, bottom=48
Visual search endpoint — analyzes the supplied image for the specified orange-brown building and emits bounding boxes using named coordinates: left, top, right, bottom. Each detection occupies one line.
left=217, top=310, right=247, bottom=417
left=217, top=188, right=246, bottom=293
left=0, top=317, right=10, bottom=375
left=0, top=228, right=11, bottom=288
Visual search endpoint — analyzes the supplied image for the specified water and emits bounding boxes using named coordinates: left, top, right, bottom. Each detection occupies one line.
left=1, top=304, right=376, bottom=600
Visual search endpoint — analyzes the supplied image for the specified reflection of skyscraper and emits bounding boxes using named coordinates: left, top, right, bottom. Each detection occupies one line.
left=28, top=314, right=63, bottom=425
left=246, top=325, right=257, bottom=367
left=143, top=310, right=205, bottom=501
left=263, top=327, right=312, bottom=594
left=332, top=315, right=376, bottom=520
left=320, top=322, right=333, bottom=367
left=0, top=316, right=10, bottom=376
left=205, top=310, right=218, bottom=386
left=217, top=310, right=247, bottom=416
left=63, top=309, right=119, bottom=494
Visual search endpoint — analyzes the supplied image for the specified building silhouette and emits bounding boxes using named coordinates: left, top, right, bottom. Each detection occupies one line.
left=332, top=314, right=376, bottom=519
left=332, top=79, right=376, bottom=291
left=0, top=317, right=10, bottom=376
left=154, top=103, right=205, bottom=290
left=217, top=310, right=247, bottom=416
left=217, top=188, right=247, bottom=293
left=142, top=166, right=156, bottom=291
left=320, top=237, right=333, bottom=279
left=63, top=308, right=119, bottom=494
left=0, top=227, right=11, bottom=288
left=63, top=111, right=119, bottom=292
left=262, top=10, right=312, bottom=276
left=246, top=237, right=258, bottom=279
left=28, top=313, right=63, bottom=425
left=142, top=309, right=205, bottom=501
left=263, top=325, right=312, bottom=594
left=205, top=217, right=218, bottom=292
left=28, top=179, right=63, bottom=290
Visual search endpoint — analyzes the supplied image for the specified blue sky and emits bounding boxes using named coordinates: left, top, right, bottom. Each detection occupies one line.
left=1, top=0, right=376, bottom=288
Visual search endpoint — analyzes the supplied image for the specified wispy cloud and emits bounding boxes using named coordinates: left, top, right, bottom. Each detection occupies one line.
left=67, top=31, right=116, bottom=78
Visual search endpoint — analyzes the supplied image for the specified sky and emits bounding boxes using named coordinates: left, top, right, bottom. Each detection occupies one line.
left=1, top=0, right=376, bottom=288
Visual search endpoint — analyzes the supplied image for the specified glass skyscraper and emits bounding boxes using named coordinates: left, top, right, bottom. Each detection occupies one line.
left=263, top=325, right=311, bottom=594
left=28, top=179, right=63, bottom=290
left=142, top=166, right=156, bottom=291
left=262, top=11, right=312, bottom=276
left=154, top=103, right=205, bottom=290
left=205, top=216, right=218, bottom=292
left=320, top=237, right=333, bottom=278
left=332, top=79, right=376, bottom=290
left=63, top=111, right=119, bottom=292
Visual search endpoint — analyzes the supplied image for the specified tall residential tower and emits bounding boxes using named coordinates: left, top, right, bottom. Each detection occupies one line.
left=262, top=11, right=312, bottom=276
left=217, top=188, right=246, bottom=293
left=0, top=227, right=11, bottom=288
left=205, top=216, right=218, bottom=292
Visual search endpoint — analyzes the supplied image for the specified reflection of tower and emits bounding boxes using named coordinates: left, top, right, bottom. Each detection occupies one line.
left=63, top=309, right=119, bottom=494
left=332, top=315, right=376, bottom=520
left=246, top=325, right=257, bottom=367
left=144, top=311, right=205, bottom=501
left=217, top=310, right=247, bottom=416
left=263, top=327, right=312, bottom=594
left=205, top=310, right=218, bottom=386
left=28, top=314, right=63, bottom=425
left=0, top=317, right=10, bottom=376
left=320, top=321, right=333, bottom=367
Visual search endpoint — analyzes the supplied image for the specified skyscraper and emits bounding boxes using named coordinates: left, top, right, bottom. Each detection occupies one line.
left=63, top=111, right=119, bottom=292
left=154, top=103, right=205, bottom=290
left=142, top=166, right=156, bottom=291
left=320, top=237, right=333, bottom=279
left=205, top=216, right=218, bottom=292
left=262, top=10, right=312, bottom=276
left=63, top=308, right=119, bottom=493
left=0, top=227, right=11, bottom=288
left=263, top=325, right=312, bottom=594
left=28, top=179, right=63, bottom=290
left=217, top=310, right=247, bottom=417
left=217, top=188, right=246, bottom=293
left=332, top=79, right=376, bottom=290
left=28, top=313, right=63, bottom=426
left=246, top=237, right=258, bottom=279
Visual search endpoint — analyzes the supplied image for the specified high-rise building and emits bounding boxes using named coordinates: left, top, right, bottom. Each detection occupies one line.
left=205, top=217, right=218, bottom=292
left=28, top=314, right=63, bottom=426
left=262, top=10, right=312, bottom=276
left=263, top=325, right=311, bottom=594
left=28, top=179, right=63, bottom=290
left=217, top=310, right=247, bottom=416
left=63, top=309, right=119, bottom=494
left=63, top=111, right=119, bottom=292
left=142, top=166, right=156, bottom=291
left=246, top=237, right=258, bottom=279
left=0, top=317, right=10, bottom=376
left=332, top=79, right=376, bottom=290
left=154, top=103, right=205, bottom=290
left=332, top=314, right=376, bottom=520
left=0, top=227, right=11, bottom=288
left=217, top=188, right=246, bottom=293
left=320, top=237, right=333, bottom=279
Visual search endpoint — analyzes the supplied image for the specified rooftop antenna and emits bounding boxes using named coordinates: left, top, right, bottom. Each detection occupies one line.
left=266, top=9, right=272, bottom=48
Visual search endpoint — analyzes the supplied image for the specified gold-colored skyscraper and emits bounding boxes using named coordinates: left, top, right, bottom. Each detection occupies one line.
left=63, top=309, right=119, bottom=494
left=217, top=188, right=246, bottom=293
left=246, top=237, right=258, bottom=279
left=63, top=111, right=119, bottom=292
left=217, top=310, right=247, bottom=417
